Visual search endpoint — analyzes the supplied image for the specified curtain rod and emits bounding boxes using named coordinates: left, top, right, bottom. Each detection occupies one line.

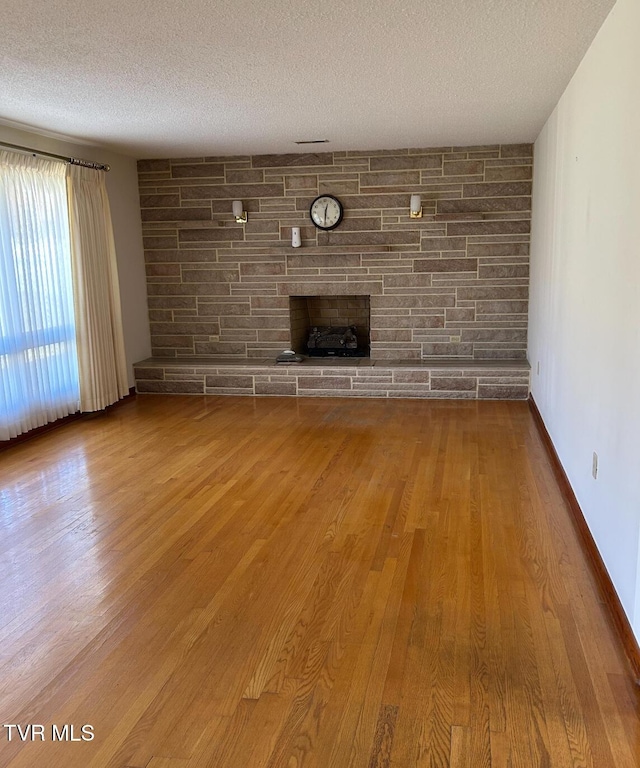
left=0, top=140, right=110, bottom=172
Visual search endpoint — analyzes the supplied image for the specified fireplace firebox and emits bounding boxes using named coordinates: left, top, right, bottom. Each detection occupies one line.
left=289, top=295, right=370, bottom=357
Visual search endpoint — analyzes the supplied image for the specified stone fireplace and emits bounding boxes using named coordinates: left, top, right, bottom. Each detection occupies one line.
left=289, top=295, right=371, bottom=356
left=135, top=143, right=532, bottom=399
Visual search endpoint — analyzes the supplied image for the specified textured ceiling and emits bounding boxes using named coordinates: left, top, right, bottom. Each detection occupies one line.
left=0, top=0, right=616, bottom=158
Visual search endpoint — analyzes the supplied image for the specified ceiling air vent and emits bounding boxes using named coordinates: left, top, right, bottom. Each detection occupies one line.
left=294, top=139, right=330, bottom=145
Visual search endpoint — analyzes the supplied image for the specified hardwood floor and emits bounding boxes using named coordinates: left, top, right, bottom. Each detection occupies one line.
left=0, top=395, right=638, bottom=767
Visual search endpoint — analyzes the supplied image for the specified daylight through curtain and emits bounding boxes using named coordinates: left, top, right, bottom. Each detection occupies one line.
left=0, top=151, right=80, bottom=440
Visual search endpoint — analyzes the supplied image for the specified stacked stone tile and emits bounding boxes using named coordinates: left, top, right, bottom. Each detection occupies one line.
left=136, top=144, right=532, bottom=399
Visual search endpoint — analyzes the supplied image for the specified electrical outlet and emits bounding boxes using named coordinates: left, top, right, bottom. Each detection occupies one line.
left=592, top=452, right=598, bottom=480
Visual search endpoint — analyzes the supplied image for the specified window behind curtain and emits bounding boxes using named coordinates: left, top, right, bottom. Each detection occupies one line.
left=0, top=151, right=80, bottom=440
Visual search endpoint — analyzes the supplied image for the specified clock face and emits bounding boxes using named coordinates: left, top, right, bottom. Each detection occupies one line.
left=309, top=195, right=343, bottom=231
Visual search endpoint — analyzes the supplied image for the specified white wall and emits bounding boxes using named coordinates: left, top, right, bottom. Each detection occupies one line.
left=529, top=0, right=640, bottom=639
left=0, top=123, right=151, bottom=387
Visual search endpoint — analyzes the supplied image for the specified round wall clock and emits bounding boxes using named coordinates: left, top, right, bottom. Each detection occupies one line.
left=309, top=195, right=343, bottom=231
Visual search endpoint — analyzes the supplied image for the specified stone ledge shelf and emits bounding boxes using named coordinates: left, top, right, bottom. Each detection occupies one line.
left=134, top=357, right=530, bottom=400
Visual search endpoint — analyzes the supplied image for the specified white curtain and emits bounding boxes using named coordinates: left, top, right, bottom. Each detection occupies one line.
left=0, top=151, right=80, bottom=440
left=66, top=164, right=128, bottom=412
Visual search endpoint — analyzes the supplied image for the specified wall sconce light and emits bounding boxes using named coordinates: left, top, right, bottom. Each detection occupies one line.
left=291, top=227, right=301, bottom=248
left=410, top=194, right=422, bottom=219
left=232, top=200, right=247, bottom=223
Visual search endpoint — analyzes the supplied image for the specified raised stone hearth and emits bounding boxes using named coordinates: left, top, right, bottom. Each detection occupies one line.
left=134, top=358, right=530, bottom=399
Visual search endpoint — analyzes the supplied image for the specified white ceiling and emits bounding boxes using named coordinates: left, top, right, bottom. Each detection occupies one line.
left=0, top=0, right=616, bottom=159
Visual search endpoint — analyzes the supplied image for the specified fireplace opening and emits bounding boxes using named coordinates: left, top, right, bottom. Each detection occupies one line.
left=289, top=295, right=370, bottom=357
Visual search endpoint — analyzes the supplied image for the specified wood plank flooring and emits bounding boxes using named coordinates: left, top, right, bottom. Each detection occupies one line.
left=0, top=395, right=638, bottom=767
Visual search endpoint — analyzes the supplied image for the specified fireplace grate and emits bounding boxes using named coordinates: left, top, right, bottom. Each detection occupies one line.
left=306, top=326, right=367, bottom=357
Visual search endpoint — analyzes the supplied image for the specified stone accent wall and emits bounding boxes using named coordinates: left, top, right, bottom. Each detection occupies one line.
left=138, top=144, right=532, bottom=361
